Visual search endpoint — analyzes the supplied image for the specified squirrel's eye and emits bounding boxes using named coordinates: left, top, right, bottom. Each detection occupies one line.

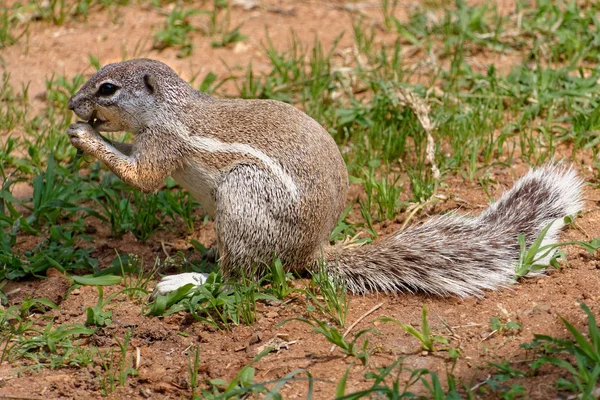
left=97, top=83, right=118, bottom=96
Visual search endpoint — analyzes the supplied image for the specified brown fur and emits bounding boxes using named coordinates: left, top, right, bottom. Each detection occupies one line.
left=68, top=59, right=583, bottom=297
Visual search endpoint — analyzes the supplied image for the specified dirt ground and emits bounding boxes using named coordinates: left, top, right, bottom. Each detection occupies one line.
left=1, top=0, right=600, bottom=399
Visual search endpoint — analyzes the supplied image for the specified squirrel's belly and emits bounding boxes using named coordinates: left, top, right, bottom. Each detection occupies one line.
left=171, top=163, right=218, bottom=218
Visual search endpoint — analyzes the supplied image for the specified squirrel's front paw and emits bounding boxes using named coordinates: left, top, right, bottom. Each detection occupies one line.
left=67, top=121, right=97, bottom=139
left=67, top=122, right=102, bottom=152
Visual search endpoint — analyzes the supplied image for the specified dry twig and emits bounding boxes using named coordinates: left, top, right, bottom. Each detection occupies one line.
left=329, top=302, right=384, bottom=352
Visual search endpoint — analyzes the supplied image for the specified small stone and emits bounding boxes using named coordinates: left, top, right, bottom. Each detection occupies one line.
left=46, top=268, right=64, bottom=278
left=155, top=382, right=172, bottom=394
left=231, top=0, right=258, bottom=10
left=234, top=344, right=248, bottom=352
left=249, top=332, right=262, bottom=345
left=45, top=374, right=70, bottom=382
left=233, top=42, right=251, bottom=54
left=532, top=304, right=551, bottom=314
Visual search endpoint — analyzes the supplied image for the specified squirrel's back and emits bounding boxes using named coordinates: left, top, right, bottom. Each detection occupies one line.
left=195, top=98, right=349, bottom=242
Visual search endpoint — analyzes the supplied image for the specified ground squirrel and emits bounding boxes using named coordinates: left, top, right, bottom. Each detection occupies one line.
left=67, top=59, right=583, bottom=297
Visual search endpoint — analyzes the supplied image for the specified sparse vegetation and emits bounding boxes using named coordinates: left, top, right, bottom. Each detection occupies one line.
left=153, top=6, right=200, bottom=58
left=153, top=0, right=247, bottom=57
left=378, top=306, right=449, bottom=353
left=284, top=315, right=375, bottom=366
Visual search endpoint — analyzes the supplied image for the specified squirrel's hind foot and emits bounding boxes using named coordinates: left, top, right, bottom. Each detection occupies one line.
left=151, top=272, right=209, bottom=298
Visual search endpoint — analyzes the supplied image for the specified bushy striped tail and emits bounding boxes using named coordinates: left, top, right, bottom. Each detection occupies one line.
left=328, top=164, right=583, bottom=297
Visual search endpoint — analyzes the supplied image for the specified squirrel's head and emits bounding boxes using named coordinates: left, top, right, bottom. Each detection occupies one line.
left=68, top=59, right=195, bottom=133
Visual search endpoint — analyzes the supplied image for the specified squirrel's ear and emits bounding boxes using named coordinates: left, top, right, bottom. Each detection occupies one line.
left=143, top=73, right=155, bottom=95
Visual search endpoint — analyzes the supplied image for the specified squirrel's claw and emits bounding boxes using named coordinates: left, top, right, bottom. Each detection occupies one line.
left=67, top=121, right=96, bottom=138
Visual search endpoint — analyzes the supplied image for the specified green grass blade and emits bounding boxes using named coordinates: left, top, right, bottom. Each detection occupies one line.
left=71, top=274, right=122, bottom=286
left=580, top=303, right=600, bottom=354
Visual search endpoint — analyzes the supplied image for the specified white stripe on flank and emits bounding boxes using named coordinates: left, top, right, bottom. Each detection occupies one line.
left=188, top=136, right=299, bottom=198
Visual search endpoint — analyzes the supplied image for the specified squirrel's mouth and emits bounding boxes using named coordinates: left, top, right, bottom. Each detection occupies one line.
left=88, top=111, right=106, bottom=129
